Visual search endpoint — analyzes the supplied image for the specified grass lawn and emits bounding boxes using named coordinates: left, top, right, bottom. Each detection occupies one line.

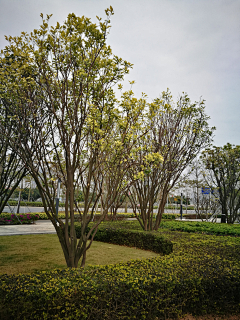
left=0, top=234, right=159, bottom=274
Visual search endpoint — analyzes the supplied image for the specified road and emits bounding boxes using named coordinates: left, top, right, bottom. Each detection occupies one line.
left=3, top=206, right=196, bottom=214
left=3, top=206, right=46, bottom=213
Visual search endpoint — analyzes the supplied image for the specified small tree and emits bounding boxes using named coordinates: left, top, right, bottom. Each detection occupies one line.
left=0, top=101, right=27, bottom=213
left=186, top=159, right=220, bottom=220
left=127, top=90, right=214, bottom=230
left=202, top=143, right=240, bottom=223
left=100, top=89, right=148, bottom=220
left=0, top=8, right=133, bottom=267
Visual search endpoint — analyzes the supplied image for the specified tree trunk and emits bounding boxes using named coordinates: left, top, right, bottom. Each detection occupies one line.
left=16, top=190, right=21, bottom=213
left=154, top=192, right=167, bottom=230
left=221, top=204, right=227, bottom=223
left=80, top=250, right=86, bottom=268
left=124, top=197, right=128, bottom=213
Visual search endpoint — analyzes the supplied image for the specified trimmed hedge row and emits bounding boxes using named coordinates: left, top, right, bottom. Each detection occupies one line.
left=162, top=213, right=178, bottom=219
left=7, top=201, right=65, bottom=207
left=0, top=254, right=239, bottom=319
left=35, top=212, right=135, bottom=220
left=183, top=213, right=222, bottom=219
left=74, top=222, right=173, bottom=255
left=0, top=213, right=39, bottom=225
left=20, top=212, right=177, bottom=220
left=160, top=220, right=240, bottom=236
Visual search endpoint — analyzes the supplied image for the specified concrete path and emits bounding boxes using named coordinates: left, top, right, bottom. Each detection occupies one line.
left=0, top=217, right=223, bottom=236
left=176, top=218, right=222, bottom=223
left=0, top=220, right=56, bottom=236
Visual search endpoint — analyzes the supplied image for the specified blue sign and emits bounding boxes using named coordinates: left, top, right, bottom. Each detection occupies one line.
left=202, top=187, right=211, bottom=194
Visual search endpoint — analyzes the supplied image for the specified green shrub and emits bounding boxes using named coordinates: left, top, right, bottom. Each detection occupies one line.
left=7, top=200, right=65, bottom=207
left=0, top=254, right=239, bottom=319
left=161, top=213, right=178, bottom=220
left=160, top=220, right=240, bottom=236
left=0, top=213, right=39, bottom=225
left=74, top=222, right=173, bottom=255
left=37, top=212, right=66, bottom=220
left=35, top=212, right=134, bottom=221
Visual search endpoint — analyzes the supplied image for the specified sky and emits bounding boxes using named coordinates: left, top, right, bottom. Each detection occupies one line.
left=0, top=0, right=239, bottom=147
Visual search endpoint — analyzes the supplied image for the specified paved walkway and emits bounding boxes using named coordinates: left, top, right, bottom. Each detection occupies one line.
left=0, top=218, right=223, bottom=236
left=0, top=220, right=56, bottom=236
left=176, top=218, right=222, bottom=223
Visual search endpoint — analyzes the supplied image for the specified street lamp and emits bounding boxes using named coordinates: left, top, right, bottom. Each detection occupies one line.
left=180, top=192, right=183, bottom=220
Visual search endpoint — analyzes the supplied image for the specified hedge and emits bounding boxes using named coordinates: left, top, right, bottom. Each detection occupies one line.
left=7, top=201, right=65, bottom=207
left=74, top=222, right=173, bottom=255
left=0, top=253, right=239, bottom=319
left=35, top=212, right=135, bottom=220
left=0, top=213, right=39, bottom=225
left=160, top=220, right=240, bottom=236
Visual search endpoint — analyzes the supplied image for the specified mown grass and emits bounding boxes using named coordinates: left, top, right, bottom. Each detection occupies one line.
left=0, top=234, right=158, bottom=274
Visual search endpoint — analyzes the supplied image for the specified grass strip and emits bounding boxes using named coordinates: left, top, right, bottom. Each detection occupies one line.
left=0, top=234, right=159, bottom=275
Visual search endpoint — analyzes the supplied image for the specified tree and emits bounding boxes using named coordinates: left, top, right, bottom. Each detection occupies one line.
left=0, top=8, right=134, bottom=267
left=98, top=89, right=148, bottom=220
left=185, top=159, right=220, bottom=220
left=127, top=90, right=214, bottom=230
left=0, top=100, right=27, bottom=213
left=202, top=143, right=240, bottom=223
left=13, top=186, right=41, bottom=202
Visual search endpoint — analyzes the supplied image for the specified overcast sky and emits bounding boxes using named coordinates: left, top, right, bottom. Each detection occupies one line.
left=0, top=0, right=239, bottom=147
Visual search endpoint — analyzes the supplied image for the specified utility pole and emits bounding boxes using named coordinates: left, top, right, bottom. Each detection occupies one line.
left=17, top=179, right=23, bottom=213
left=55, top=178, right=61, bottom=217
left=180, top=192, right=183, bottom=220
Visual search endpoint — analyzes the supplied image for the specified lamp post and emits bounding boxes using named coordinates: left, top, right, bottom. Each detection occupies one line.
left=180, top=192, right=183, bottom=220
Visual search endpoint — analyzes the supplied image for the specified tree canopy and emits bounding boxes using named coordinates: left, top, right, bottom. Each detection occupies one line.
left=202, top=143, right=240, bottom=223
left=127, top=90, right=214, bottom=230
left=0, top=8, right=136, bottom=268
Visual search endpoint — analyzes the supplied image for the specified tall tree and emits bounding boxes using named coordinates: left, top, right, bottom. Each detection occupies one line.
left=0, top=100, right=27, bottom=213
left=99, top=89, right=148, bottom=220
left=127, top=90, right=214, bottom=230
left=184, top=159, right=220, bottom=220
left=202, top=144, right=240, bottom=223
left=0, top=8, right=133, bottom=267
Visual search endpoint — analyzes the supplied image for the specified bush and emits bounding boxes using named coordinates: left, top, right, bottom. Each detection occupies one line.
left=7, top=200, right=65, bottom=207
left=162, top=213, right=178, bottom=220
left=74, top=213, right=134, bottom=221
left=37, top=212, right=66, bottom=220
left=35, top=212, right=134, bottom=221
left=0, top=213, right=39, bottom=225
left=74, top=221, right=173, bottom=255
left=183, top=213, right=222, bottom=219
left=0, top=254, right=239, bottom=319
left=160, top=220, right=240, bottom=236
